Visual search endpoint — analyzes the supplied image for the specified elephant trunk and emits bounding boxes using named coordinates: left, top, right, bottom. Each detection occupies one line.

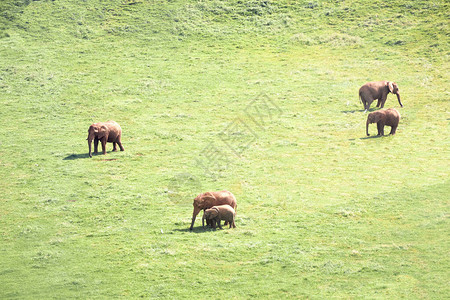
left=366, top=119, right=370, bottom=136
left=88, top=136, right=93, bottom=157
left=190, top=206, right=201, bottom=230
left=396, top=93, right=403, bottom=107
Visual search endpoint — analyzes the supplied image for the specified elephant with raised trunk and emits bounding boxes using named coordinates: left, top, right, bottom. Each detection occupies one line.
left=366, top=108, right=400, bottom=136
left=87, top=120, right=124, bottom=158
left=189, top=190, right=237, bottom=230
left=359, top=81, right=403, bottom=112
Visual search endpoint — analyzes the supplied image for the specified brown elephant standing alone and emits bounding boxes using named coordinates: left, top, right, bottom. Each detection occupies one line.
left=87, top=120, right=124, bottom=157
left=190, top=190, right=237, bottom=230
left=366, top=108, right=401, bottom=136
left=359, top=81, right=403, bottom=111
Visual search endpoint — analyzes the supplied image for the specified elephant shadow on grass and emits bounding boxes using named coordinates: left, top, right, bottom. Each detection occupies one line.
left=63, top=153, right=90, bottom=160
left=63, top=152, right=118, bottom=160
left=359, top=135, right=384, bottom=140
left=172, top=226, right=216, bottom=233
left=349, top=135, right=386, bottom=141
left=341, top=108, right=377, bottom=114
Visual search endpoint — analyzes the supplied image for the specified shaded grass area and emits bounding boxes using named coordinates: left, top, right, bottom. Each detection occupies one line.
left=0, top=0, right=449, bottom=298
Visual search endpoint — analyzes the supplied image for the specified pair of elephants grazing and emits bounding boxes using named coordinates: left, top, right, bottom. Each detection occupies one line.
left=190, top=190, right=237, bottom=230
left=87, top=120, right=124, bottom=158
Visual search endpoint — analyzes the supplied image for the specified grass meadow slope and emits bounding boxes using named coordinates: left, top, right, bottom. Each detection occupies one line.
left=0, top=0, right=449, bottom=298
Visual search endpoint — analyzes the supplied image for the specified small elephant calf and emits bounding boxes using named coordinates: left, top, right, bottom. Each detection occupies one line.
left=366, top=108, right=401, bottom=136
left=202, top=205, right=236, bottom=229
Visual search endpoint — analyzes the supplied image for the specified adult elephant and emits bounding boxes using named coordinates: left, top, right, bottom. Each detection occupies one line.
left=189, top=190, right=237, bottom=230
left=87, top=120, right=124, bottom=157
left=359, top=81, right=403, bottom=112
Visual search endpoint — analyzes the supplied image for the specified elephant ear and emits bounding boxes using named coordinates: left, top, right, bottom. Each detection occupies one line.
left=387, top=81, right=394, bottom=93
left=98, top=125, right=108, bottom=139
left=89, top=125, right=98, bottom=133
left=87, top=125, right=96, bottom=139
left=204, top=209, right=213, bottom=218
left=211, top=207, right=219, bottom=218
left=201, top=192, right=217, bottom=207
left=373, top=113, right=382, bottom=123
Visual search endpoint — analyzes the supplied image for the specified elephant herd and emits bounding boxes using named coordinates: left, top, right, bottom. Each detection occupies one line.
left=86, top=80, right=404, bottom=230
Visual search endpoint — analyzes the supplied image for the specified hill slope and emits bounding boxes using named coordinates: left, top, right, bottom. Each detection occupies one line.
left=0, top=0, right=448, bottom=298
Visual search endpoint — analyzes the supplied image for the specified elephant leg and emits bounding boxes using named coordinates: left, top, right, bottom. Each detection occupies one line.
left=118, top=141, right=124, bottom=151
left=94, top=138, right=99, bottom=153
left=379, top=122, right=384, bottom=136
left=113, top=142, right=117, bottom=151
left=217, top=218, right=222, bottom=229
left=377, top=122, right=382, bottom=136
left=390, top=125, right=397, bottom=135
left=380, top=95, right=388, bottom=108
left=361, top=98, right=367, bottom=110
left=204, top=215, right=213, bottom=228
left=202, top=209, right=206, bottom=227
left=364, top=100, right=371, bottom=112
left=117, top=135, right=124, bottom=151
left=101, top=139, right=107, bottom=155
left=376, top=99, right=381, bottom=108
left=230, top=216, right=236, bottom=228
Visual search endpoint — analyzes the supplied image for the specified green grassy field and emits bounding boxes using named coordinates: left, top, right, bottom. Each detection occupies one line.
left=0, top=0, right=448, bottom=298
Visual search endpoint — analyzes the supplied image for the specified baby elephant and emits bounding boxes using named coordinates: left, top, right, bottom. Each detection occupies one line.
left=87, top=120, right=124, bottom=157
left=202, top=205, right=236, bottom=229
left=366, top=108, right=401, bottom=136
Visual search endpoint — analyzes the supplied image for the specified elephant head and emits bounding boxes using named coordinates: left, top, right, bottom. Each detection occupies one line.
left=190, top=192, right=216, bottom=229
left=387, top=81, right=403, bottom=107
left=202, top=207, right=219, bottom=227
left=366, top=112, right=382, bottom=136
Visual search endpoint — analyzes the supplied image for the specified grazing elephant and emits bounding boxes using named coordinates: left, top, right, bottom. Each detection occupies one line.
left=359, top=81, right=403, bottom=112
left=190, top=190, right=237, bottom=230
left=87, top=120, right=124, bottom=158
left=202, top=205, right=236, bottom=229
left=366, top=108, right=400, bottom=136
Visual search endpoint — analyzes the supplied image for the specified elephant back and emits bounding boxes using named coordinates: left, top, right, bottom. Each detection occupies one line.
left=214, top=190, right=237, bottom=209
left=213, top=204, right=236, bottom=220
